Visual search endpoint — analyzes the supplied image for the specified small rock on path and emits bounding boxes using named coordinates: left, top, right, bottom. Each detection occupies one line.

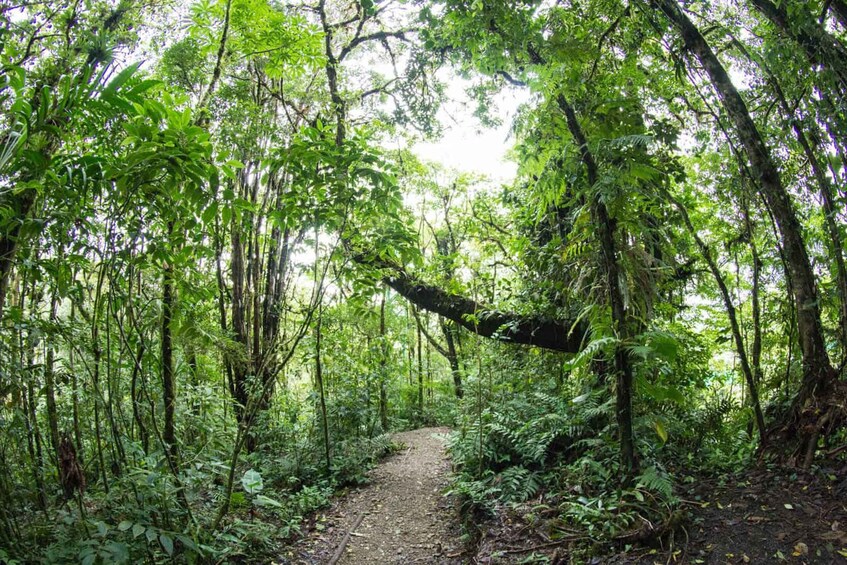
left=293, top=427, right=467, bottom=564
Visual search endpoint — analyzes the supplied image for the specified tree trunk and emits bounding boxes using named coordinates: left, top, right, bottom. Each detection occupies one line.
left=416, top=307, right=424, bottom=417
left=381, top=267, right=588, bottom=352
left=315, top=308, right=331, bottom=472
left=161, top=222, right=178, bottom=468
left=130, top=342, right=148, bottom=452
left=0, top=192, right=35, bottom=318
left=230, top=211, right=249, bottom=418
left=670, top=195, right=768, bottom=444
left=557, top=93, right=637, bottom=473
left=653, top=0, right=834, bottom=439
left=379, top=292, right=389, bottom=430
left=45, top=289, right=61, bottom=465
left=24, top=381, right=47, bottom=512
left=758, top=67, right=847, bottom=355
left=69, top=301, right=83, bottom=464
left=442, top=321, right=464, bottom=399
left=744, top=205, right=764, bottom=389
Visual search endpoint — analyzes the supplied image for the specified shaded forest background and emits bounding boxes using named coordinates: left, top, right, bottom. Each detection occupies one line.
left=1, top=0, right=846, bottom=561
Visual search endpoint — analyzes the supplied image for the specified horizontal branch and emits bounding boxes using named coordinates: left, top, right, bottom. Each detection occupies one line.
left=383, top=269, right=588, bottom=353
left=339, top=29, right=417, bottom=62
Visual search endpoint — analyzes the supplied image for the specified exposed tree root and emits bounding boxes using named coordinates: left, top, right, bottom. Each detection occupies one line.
left=614, top=510, right=687, bottom=546
left=768, top=381, right=847, bottom=468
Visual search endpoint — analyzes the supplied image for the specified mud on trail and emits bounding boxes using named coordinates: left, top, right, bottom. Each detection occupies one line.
left=291, top=427, right=467, bottom=564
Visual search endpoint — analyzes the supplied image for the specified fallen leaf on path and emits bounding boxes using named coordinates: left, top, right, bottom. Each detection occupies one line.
left=792, top=542, right=808, bottom=556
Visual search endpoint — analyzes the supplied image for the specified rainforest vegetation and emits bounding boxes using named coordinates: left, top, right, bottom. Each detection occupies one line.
left=1, top=0, right=847, bottom=562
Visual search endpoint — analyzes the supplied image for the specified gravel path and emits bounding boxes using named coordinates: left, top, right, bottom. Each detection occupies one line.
left=293, top=427, right=467, bottom=564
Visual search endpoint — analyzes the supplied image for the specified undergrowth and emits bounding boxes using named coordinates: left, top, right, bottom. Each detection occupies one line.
left=5, top=431, right=398, bottom=564
left=445, top=350, right=769, bottom=561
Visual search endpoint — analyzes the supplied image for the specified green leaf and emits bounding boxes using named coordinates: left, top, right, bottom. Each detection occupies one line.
left=160, top=534, right=174, bottom=556
left=254, top=494, right=283, bottom=508
left=132, top=523, right=145, bottom=538
left=640, top=381, right=686, bottom=405
left=105, top=541, right=130, bottom=563
left=241, top=468, right=263, bottom=494
left=176, top=534, right=198, bottom=552
left=117, top=520, right=133, bottom=531
left=102, top=63, right=141, bottom=98
left=654, top=420, right=668, bottom=443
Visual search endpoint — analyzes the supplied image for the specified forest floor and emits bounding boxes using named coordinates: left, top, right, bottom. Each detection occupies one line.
left=628, top=465, right=847, bottom=564
left=283, top=430, right=847, bottom=564
left=289, top=427, right=467, bottom=564
left=470, top=464, right=847, bottom=564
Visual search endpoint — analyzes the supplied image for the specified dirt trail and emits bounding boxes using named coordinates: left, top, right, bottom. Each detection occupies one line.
left=293, top=427, right=467, bottom=564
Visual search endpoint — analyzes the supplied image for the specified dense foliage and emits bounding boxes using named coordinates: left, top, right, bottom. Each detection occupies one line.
left=1, top=0, right=846, bottom=561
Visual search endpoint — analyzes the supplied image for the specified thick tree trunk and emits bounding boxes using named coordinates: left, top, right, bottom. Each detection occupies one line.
left=786, top=107, right=847, bottom=353
left=655, top=0, right=833, bottom=394
left=382, top=269, right=588, bottom=352
left=754, top=66, right=847, bottom=355
left=654, top=0, right=835, bottom=456
left=0, top=192, right=35, bottom=317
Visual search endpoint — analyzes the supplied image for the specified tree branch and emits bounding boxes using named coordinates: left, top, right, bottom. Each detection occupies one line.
left=339, top=29, right=417, bottom=62
left=382, top=267, right=588, bottom=353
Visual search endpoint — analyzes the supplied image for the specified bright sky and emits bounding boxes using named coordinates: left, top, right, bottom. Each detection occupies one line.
left=412, top=77, right=531, bottom=184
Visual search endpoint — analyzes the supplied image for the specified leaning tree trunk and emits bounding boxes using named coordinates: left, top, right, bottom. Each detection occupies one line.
left=654, top=0, right=836, bottom=462
left=758, top=67, right=847, bottom=354
left=669, top=195, right=767, bottom=444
